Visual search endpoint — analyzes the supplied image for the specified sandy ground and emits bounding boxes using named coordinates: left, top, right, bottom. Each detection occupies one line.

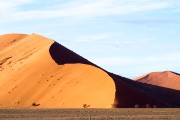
left=0, top=108, right=180, bottom=120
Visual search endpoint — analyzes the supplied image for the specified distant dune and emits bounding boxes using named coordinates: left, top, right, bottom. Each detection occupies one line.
left=0, top=33, right=180, bottom=108
left=134, top=71, right=180, bottom=90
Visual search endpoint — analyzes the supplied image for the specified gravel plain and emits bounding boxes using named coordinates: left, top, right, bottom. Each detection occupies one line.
left=0, top=108, right=180, bottom=120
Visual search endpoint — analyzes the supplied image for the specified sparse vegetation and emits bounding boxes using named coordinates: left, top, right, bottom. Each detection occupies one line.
left=153, top=105, right=157, bottom=108
left=111, top=104, right=116, bottom=108
left=134, top=104, right=158, bottom=108
left=134, top=104, right=139, bottom=108
left=15, top=101, right=20, bottom=104
left=146, top=104, right=150, bottom=108
left=83, top=104, right=90, bottom=108
left=32, top=102, right=40, bottom=107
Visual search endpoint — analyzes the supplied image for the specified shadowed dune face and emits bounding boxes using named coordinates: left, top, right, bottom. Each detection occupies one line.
left=171, top=71, right=180, bottom=76
left=49, top=42, right=180, bottom=108
left=135, top=71, right=180, bottom=90
left=0, top=34, right=115, bottom=108
left=49, top=42, right=95, bottom=65
left=110, top=73, right=180, bottom=108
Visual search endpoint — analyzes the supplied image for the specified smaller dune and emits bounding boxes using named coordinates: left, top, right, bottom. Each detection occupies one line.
left=134, top=71, right=180, bottom=90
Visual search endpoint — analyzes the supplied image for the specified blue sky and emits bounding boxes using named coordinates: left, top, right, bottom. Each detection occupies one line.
left=0, top=0, right=180, bottom=78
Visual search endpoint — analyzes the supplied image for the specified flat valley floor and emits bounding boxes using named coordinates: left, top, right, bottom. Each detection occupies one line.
left=0, top=108, right=180, bottom=120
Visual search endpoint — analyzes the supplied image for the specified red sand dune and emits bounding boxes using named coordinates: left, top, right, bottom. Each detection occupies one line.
left=0, top=34, right=115, bottom=108
left=134, top=71, right=180, bottom=90
left=0, top=33, right=180, bottom=108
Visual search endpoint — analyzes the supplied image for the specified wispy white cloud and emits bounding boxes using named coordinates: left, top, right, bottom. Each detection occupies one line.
left=71, top=34, right=108, bottom=42
left=88, top=51, right=180, bottom=78
left=118, top=19, right=180, bottom=24
left=90, top=52, right=180, bottom=66
left=0, top=0, right=33, bottom=11
left=0, top=0, right=172, bottom=23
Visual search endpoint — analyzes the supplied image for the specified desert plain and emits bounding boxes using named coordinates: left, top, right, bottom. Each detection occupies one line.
left=0, top=108, right=180, bottom=120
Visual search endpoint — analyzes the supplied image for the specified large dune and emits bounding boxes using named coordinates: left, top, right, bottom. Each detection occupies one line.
left=0, top=34, right=115, bottom=108
left=1, top=33, right=180, bottom=108
left=134, top=71, right=180, bottom=90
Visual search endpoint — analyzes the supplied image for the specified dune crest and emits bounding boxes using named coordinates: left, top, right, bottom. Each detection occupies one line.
left=0, top=34, right=27, bottom=50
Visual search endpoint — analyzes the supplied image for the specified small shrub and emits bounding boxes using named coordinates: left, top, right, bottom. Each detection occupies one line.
left=153, top=105, right=157, bottom=108
left=16, top=101, right=20, bottom=104
left=146, top=104, right=150, bottom=108
left=83, top=104, right=90, bottom=108
left=32, top=102, right=40, bottom=107
left=134, top=104, right=139, bottom=108
left=111, top=104, right=116, bottom=108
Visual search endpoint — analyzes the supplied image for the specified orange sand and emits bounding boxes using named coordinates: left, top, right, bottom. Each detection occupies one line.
left=0, top=34, right=115, bottom=108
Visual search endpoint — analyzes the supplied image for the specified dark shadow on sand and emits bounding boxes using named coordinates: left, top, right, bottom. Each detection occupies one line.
left=49, top=42, right=180, bottom=108
left=49, top=42, right=97, bottom=66
left=171, top=71, right=180, bottom=76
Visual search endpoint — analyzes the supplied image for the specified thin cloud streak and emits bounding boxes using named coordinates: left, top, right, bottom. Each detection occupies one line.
left=118, top=19, right=180, bottom=24
left=71, top=34, right=108, bottom=42
left=90, top=52, right=180, bottom=66
left=0, top=0, right=34, bottom=11
left=0, top=0, right=171, bottom=23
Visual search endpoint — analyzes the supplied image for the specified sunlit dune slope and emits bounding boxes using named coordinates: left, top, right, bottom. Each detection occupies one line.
left=0, top=33, right=115, bottom=108
left=0, top=34, right=27, bottom=50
